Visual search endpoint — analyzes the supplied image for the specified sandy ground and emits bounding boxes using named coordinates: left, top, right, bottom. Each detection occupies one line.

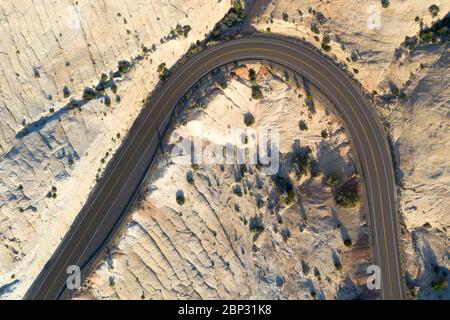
left=77, top=63, right=374, bottom=300
left=0, top=0, right=231, bottom=299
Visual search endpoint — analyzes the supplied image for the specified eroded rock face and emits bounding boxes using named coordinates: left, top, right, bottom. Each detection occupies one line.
left=250, top=0, right=449, bottom=298
left=0, top=0, right=231, bottom=299
left=77, top=64, right=373, bottom=300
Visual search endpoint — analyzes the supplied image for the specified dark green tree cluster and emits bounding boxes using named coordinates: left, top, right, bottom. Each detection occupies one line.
left=223, top=1, right=246, bottom=28
left=157, top=62, right=170, bottom=80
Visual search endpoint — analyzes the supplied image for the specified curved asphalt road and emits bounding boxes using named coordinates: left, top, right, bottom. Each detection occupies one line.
left=24, top=34, right=405, bottom=300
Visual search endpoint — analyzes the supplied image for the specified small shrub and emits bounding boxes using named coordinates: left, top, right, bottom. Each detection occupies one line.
left=223, top=1, right=246, bottom=27
left=285, top=188, right=296, bottom=205
left=297, top=148, right=312, bottom=177
left=33, top=68, right=40, bottom=78
left=334, top=262, right=343, bottom=271
left=325, top=173, right=342, bottom=187
left=157, top=62, right=170, bottom=80
left=423, top=222, right=432, bottom=229
left=233, top=185, right=243, bottom=197
left=186, top=171, right=194, bottom=184
left=83, top=87, right=96, bottom=101
left=381, top=0, right=390, bottom=8
left=282, top=12, right=289, bottom=22
left=173, top=24, right=192, bottom=38
left=244, top=113, right=255, bottom=126
left=109, top=276, right=115, bottom=287
left=321, top=43, right=331, bottom=52
left=49, top=108, right=55, bottom=113
left=301, top=260, right=310, bottom=275
left=118, top=60, right=131, bottom=74
left=280, top=227, right=291, bottom=241
left=343, top=238, right=352, bottom=247
left=100, top=73, right=108, bottom=83
left=249, top=68, right=257, bottom=83
left=104, top=95, right=111, bottom=107
left=321, top=129, right=328, bottom=138
left=249, top=215, right=265, bottom=234
left=431, top=278, right=447, bottom=292
left=251, top=85, right=263, bottom=99
left=96, top=84, right=106, bottom=96
left=311, top=24, right=320, bottom=34
left=299, top=120, right=308, bottom=131
left=336, top=191, right=359, bottom=208
left=111, top=83, right=118, bottom=94
left=428, top=5, right=440, bottom=18
left=63, top=86, right=71, bottom=98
